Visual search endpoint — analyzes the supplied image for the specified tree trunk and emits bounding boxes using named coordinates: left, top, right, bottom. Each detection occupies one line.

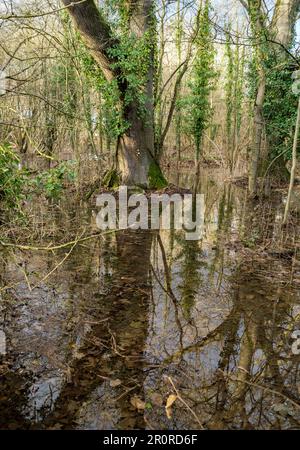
left=117, top=109, right=155, bottom=186
left=241, top=0, right=300, bottom=194
left=115, top=0, right=158, bottom=186
left=62, top=0, right=165, bottom=188
left=272, top=0, right=300, bottom=47
left=283, top=96, right=300, bottom=224
left=249, top=70, right=265, bottom=194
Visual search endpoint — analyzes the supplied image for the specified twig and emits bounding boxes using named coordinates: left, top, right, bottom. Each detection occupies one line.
left=0, top=1, right=88, bottom=21
left=167, top=376, right=204, bottom=429
left=0, top=230, right=116, bottom=251
left=31, top=231, right=85, bottom=289
left=220, top=370, right=300, bottom=410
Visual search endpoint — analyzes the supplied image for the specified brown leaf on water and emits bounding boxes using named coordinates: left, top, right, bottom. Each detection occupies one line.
left=165, top=394, right=177, bottom=419
left=130, top=395, right=146, bottom=410
left=110, top=379, right=122, bottom=388
left=166, top=394, right=177, bottom=408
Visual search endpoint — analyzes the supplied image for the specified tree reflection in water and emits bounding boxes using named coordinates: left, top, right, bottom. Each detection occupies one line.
left=0, top=169, right=300, bottom=429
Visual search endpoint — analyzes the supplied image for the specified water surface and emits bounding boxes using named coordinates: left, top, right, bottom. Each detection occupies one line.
left=1, top=168, right=300, bottom=429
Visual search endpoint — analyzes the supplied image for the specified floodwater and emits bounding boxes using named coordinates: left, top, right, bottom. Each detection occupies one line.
left=0, top=168, right=300, bottom=429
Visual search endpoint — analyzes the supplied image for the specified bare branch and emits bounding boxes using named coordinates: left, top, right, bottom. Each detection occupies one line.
left=0, top=0, right=88, bottom=20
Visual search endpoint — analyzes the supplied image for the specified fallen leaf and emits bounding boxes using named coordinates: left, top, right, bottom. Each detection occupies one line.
left=165, top=394, right=177, bottom=419
left=110, top=379, right=122, bottom=388
left=166, top=394, right=177, bottom=409
left=130, top=395, right=146, bottom=410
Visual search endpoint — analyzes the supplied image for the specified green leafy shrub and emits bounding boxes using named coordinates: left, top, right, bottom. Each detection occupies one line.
left=263, top=62, right=298, bottom=161
left=0, top=143, right=76, bottom=213
left=0, top=143, right=25, bottom=208
left=31, top=161, right=76, bottom=200
left=179, top=0, right=216, bottom=159
left=247, top=53, right=298, bottom=163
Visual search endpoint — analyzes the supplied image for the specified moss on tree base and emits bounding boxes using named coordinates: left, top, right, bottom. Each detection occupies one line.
left=101, top=162, right=167, bottom=190
left=147, top=162, right=168, bottom=189
left=102, top=169, right=120, bottom=188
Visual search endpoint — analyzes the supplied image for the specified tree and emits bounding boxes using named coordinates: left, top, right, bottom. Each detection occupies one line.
left=61, top=0, right=166, bottom=188
left=283, top=91, right=300, bottom=224
left=241, top=0, right=300, bottom=194
left=183, top=0, right=215, bottom=162
left=174, top=0, right=184, bottom=162
left=225, top=25, right=245, bottom=172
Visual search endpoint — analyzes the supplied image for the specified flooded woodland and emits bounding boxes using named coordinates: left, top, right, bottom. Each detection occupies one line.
left=1, top=169, right=300, bottom=429
left=1, top=0, right=300, bottom=432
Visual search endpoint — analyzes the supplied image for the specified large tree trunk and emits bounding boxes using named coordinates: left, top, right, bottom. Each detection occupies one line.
left=117, top=110, right=155, bottom=186
left=62, top=0, right=165, bottom=188
left=116, top=0, right=157, bottom=186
